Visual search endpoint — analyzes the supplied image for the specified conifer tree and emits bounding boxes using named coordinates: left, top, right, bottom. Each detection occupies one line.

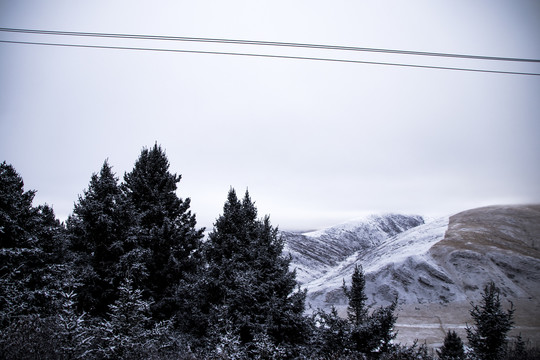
left=512, top=333, right=527, bottom=359
left=343, top=264, right=368, bottom=325
left=311, top=307, right=351, bottom=358
left=55, top=287, right=94, bottom=359
left=437, top=330, right=465, bottom=360
left=466, top=281, right=514, bottom=360
left=97, top=276, right=175, bottom=359
left=201, top=188, right=307, bottom=350
left=0, top=162, right=67, bottom=357
left=333, top=263, right=398, bottom=355
left=0, top=161, right=36, bottom=249
left=66, top=160, right=130, bottom=315
left=122, top=144, right=204, bottom=320
left=0, top=162, right=66, bottom=321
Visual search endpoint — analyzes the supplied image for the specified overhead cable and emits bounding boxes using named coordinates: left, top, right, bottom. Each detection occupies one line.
left=1, top=27, right=539, bottom=64
left=2, top=39, right=539, bottom=77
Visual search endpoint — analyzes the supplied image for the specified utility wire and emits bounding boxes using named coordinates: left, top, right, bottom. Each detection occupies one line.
left=2, top=39, right=539, bottom=77
left=1, top=27, right=539, bottom=64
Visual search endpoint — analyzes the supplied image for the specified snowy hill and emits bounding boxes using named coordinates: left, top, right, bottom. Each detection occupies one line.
left=282, top=205, right=540, bottom=345
left=282, top=213, right=424, bottom=285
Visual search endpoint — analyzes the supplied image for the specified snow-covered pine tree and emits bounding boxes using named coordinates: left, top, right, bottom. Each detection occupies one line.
left=55, top=286, right=94, bottom=359
left=0, top=161, right=36, bottom=249
left=122, top=144, right=204, bottom=321
left=0, top=162, right=66, bottom=320
left=0, top=162, right=67, bottom=357
left=67, top=160, right=130, bottom=315
left=466, top=281, right=514, bottom=360
left=201, top=188, right=308, bottom=351
left=437, top=330, right=465, bottom=360
left=98, top=276, right=154, bottom=359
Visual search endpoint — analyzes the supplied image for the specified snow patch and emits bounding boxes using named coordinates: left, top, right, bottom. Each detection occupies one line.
left=363, top=216, right=449, bottom=273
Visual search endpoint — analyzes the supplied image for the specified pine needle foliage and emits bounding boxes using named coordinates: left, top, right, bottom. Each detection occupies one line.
left=466, top=281, right=514, bottom=360
left=201, top=188, right=307, bottom=351
left=343, top=264, right=368, bottom=325
left=67, top=160, right=129, bottom=315
left=437, top=330, right=465, bottom=360
left=122, top=144, right=204, bottom=321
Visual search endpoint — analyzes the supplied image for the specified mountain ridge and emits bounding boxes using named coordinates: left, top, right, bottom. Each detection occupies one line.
left=282, top=213, right=424, bottom=285
left=281, top=204, right=540, bottom=346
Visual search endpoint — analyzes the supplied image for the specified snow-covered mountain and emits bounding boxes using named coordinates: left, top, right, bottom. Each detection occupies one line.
left=282, top=205, right=540, bottom=345
left=282, top=213, right=424, bottom=285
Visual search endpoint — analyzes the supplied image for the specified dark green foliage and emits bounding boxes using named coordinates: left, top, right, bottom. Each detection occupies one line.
left=466, top=281, right=514, bottom=360
left=311, top=264, right=398, bottom=358
left=66, top=160, right=130, bottom=315
left=341, top=263, right=398, bottom=355
left=55, top=285, right=94, bottom=359
left=0, top=161, right=36, bottom=248
left=343, top=264, right=368, bottom=326
left=513, top=334, right=526, bottom=359
left=437, top=330, right=465, bottom=360
left=311, top=307, right=352, bottom=358
left=95, top=276, right=179, bottom=359
left=0, top=162, right=72, bottom=358
left=0, top=314, right=59, bottom=359
left=379, top=341, right=434, bottom=360
left=122, top=144, right=204, bottom=321
left=0, top=162, right=66, bottom=324
left=363, top=300, right=398, bottom=354
left=200, top=188, right=308, bottom=352
left=502, top=335, right=540, bottom=360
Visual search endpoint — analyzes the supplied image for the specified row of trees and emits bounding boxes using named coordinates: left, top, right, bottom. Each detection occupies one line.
left=0, top=144, right=535, bottom=359
left=0, top=145, right=313, bottom=358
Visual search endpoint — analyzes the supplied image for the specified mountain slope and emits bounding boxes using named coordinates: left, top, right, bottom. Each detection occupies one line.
left=302, top=216, right=452, bottom=309
left=283, top=205, right=540, bottom=345
left=282, top=213, right=424, bottom=284
left=429, top=205, right=540, bottom=300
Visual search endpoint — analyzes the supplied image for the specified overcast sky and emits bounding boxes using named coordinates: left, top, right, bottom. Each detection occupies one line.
left=1, top=1, right=539, bottom=231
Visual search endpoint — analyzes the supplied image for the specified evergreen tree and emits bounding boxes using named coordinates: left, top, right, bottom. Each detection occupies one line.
left=0, top=162, right=68, bottom=357
left=437, top=330, right=465, bottom=360
left=512, top=333, right=526, bottom=359
left=66, top=160, right=130, bottom=315
left=466, top=281, right=514, bottom=360
left=0, top=162, right=66, bottom=322
left=97, top=276, right=176, bottom=359
left=364, top=300, right=398, bottom=354
left=340, top=262, right=398, bottom=355
left=311, top=307, right=351, bottom=358
left=201, top=188, right=308, bottom=351
left=122, top=144, right=204, bottom=320
left=55, top=286, right=94, bottom=359
left=343, top=264, right=368, bottom=326
left=0, top=161, right=36, bottom=249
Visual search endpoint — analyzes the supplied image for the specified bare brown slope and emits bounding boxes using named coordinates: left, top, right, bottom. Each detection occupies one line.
left=436, top=204, right=540, bottom=256
left=398, top=205, right=540, bottom=347
left=429, top=204, right=540, bottom=299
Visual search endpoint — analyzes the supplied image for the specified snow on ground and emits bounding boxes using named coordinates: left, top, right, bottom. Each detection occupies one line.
left=301, top=213, right=387, bottom=238
left=286, top=213, right=425, bottom=284
left=302, top=216, right=450, bottom=309
left=362, top=216, right=449, bottom=273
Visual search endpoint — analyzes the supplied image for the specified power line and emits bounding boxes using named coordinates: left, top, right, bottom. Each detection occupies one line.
left=2, top=39, right=539, bottom=77
left=1, top=27, right=539, bottom=64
